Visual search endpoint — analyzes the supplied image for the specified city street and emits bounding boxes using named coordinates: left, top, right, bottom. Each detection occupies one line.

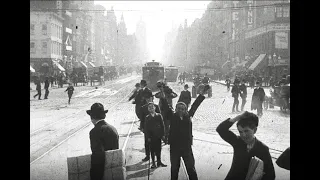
left=30, top=79, right=290, bottom=180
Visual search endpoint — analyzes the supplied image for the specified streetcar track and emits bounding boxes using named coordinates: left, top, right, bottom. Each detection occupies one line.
left=30, top=77, right=138, bottom=136
left=30, top=86, right=136, bottom=165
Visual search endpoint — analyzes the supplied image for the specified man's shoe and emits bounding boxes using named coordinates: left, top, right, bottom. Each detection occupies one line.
left=151, top=163, right=157, bottom=169
left=142, top=157, right=149, bottom=162
left=157, top=162, right=167, bottom=167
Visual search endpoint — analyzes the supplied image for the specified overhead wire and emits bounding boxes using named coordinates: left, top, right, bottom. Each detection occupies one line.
left=30, top=3, right=289, bottom=13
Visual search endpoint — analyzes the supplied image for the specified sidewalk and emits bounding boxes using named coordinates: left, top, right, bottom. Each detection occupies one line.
left=213, top=80, right=271, bottom=88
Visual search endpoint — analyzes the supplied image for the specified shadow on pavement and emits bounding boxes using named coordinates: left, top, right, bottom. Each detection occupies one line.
left=126, top=165, right=156, bottom=179
left=264, top=109, right=290, bottom=118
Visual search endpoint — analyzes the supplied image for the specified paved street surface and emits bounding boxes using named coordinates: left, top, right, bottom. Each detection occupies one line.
left=30, top=79, right=290, bottom=180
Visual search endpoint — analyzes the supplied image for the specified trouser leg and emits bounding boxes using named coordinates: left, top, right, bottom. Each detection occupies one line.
left=144, top=133, right=150, bottom=157
left=241, top=97, right=247, bottom=111
left=182, top=147, right=198, bottom=180
left=235, top=97, right=239, bottom=111
left=37, top=90, right=41, bottom=99
left=170, top=148, right=181, bottom=180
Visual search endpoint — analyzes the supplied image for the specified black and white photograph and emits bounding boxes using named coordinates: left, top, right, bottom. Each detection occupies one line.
left=30, top=1, right=290, bottom=180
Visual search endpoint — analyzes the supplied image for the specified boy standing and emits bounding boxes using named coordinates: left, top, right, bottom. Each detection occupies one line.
left=216, top=111, right=275, bottom=180
left=144, top=102, right=167, bottom=168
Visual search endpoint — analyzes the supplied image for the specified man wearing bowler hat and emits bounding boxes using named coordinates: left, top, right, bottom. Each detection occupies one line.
left=87, top=103, right=119, bottom=180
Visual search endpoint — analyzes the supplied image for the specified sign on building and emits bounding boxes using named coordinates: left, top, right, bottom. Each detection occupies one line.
left=275, top=32, right=289, bottom=49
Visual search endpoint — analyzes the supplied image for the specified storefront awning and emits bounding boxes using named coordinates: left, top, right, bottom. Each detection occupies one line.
left=248, top=54, right=266, bottom=71
left=80, top=61, right=88, bottom=68
left=88, top=62, right=96, bottom=68
left=30, top=65, right=35, bottom=72
left=221, top=61, right=231, bottom=68
left=53, top=61, right=65, bottom=71
left=239, top=61, right=248, bottom=67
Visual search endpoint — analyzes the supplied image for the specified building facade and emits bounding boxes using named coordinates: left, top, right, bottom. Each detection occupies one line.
left=30, top=1, right=64, bottom=75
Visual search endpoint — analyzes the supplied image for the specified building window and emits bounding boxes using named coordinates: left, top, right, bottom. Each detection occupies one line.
left=30, top=24, right=35, bottom=35
left=42, top=24, right=47, bottom=35
left=30, top=42, right=36, bottom=53
left=276, top=7, right=283, bottom=17
left=42, top=42, right=47, bottom=54
left=283, top=7, right=290, bottom=17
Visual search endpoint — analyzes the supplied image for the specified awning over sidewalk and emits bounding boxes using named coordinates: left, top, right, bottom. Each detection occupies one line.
left=88, top=62, right=96, bottom=68
left=248, top=54, right=266, bottom=71
left=80, top=61, right=88, bottom=68
left=53, top=61, right=65, bottom=71
left=221, top=61, right=231, bottom=68
left=30, top=65, right=35, bottom=72
left=239, top=61, right=248, bottom=67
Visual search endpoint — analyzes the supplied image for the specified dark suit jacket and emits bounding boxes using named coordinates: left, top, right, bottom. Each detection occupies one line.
left=139, top=103, right=161, bottom=130
left=216, top=119, right=275, bottom=180
left=145, top=113, right=165, bottom=139
left=89, top=120, right=119, bottom=154
left=89, top=120, right=119, bottom=180
left=138, top=87, right=152, bottom=105
left=166, top=94, right=205, bottom=148
left=178, top=90, right=191, bottom=107
left=128, top=89, right=140, bottom=103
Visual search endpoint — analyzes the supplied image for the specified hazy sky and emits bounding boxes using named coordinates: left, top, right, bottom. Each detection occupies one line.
left=94, top=1, right=211, bottom=61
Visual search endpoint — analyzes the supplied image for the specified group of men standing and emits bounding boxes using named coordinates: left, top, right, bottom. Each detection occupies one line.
left=231, top=78, right=265, bottom=116
left=128, top=79, right=210, bottom=179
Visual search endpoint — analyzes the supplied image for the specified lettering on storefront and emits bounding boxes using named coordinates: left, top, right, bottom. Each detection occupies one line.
left=245, top=23, right=290, bottom=39
left=247, top=0, right=254, bottom=29
left=231, top=1, right=240, bottom=40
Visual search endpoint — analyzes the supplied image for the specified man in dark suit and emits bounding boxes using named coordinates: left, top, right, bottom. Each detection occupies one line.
left=128, top=83, right=141, bottom=119
left=139, top=79, right=152, bottom=109
left=139, top=94, right=161, bottom=162
left=216, top=111, right=275, bottom=180
left=33, top=78, right=42, bottom=100
left=44, top=77, right=50, bottom=99
left=251, top=81, right=265, bottom=116
left=178, top=84, right=191, bottom=109
left=86, top=103, right=119, bottom=180
left=154, top=81, right=178, bottom=144
left=239, top=79, right=247, bottom=111
left=231, top=80, right=240, bottom=112
left=163, top=84, right=210, bottom=180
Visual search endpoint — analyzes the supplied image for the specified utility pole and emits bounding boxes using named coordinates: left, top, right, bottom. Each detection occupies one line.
left=116, top=29, right=118, bottom=65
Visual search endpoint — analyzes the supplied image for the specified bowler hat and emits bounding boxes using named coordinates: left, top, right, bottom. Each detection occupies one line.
left=140, top=80, right=147, bottom=85
left=86, top=103, right=108, bottom=116
left=184, top=84, right=189, bottom=88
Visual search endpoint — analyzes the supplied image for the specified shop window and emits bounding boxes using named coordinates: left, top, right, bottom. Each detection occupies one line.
left=276, top=7, right=283, bottom=17
left=30, top=42, right=36, bottom=53
left=42, top=42, right=47, bottom=54
left=31, top=24, right=35, bottom=35
left=42, top=24, right=47, bottom=35
left=283, top=7, right=290, bottom=17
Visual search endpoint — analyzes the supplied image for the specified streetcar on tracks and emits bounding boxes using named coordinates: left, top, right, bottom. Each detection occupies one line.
left=142, top=60, right=165, bottom=91
left=164, top=65, right=179, bottom=82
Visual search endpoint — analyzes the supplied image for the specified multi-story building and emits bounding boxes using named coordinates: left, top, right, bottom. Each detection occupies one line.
left=135, top=18, right=148, bottom=63
left=30, top=1, right=65, bottom=75
left=244, top=0, right=290, bottom=80
left=94, top=4, right=106, bottom=66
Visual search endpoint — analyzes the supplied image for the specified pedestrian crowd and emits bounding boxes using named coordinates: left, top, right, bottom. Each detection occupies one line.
left=85, top=76, right=289, bottom=180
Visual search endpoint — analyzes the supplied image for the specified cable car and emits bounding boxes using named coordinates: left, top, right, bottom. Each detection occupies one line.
left=164, top=65, right=179, bottom=82
left=142, top=60, right=165, bottom=91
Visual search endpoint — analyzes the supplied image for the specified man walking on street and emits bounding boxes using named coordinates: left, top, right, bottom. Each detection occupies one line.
left=128, top=83, right=141, bottom=120
left=178, top=84, right=191, bottom=109
left=65, top=83, right=74, bottom=104
left=86, top=103, right=119, bottom=180
left=216, top=111, right=275, bottom=180
left=231, top=80, right=240, bottom=112
left=251, top=81, right=265, bottom=116
left=139, top=94, right=161, bottom=162
left=33, top=78, right=42, bottom=100
left=44, top=77, right=50, bottom=99
left=239, top=79, right=247, bottom=111
left=225, top=77, right=231, bottom=92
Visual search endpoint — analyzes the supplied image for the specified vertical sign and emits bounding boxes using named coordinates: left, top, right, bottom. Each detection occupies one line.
left=247, top=0, right=254, bottom=29
left=231, top=1, right=240, bottom=40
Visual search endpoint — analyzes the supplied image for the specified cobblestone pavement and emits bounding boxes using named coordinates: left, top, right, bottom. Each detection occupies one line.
left=167, top=81, right=290, bottom=152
